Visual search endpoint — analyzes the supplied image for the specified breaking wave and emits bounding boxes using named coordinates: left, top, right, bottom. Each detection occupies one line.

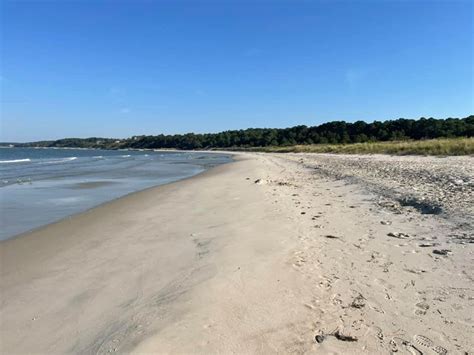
left=0, top=158, right=31, bottom=164
left=38, top=157, right=78, bottom=165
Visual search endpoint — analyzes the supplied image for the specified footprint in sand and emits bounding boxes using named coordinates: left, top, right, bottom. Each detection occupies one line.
left=414, top=301, right=430, bottom=315
left=319, top=276, right=333, bottom=289
left=414, top=334, right=433, bottom=347
left=389, top=337, right=422, bottom=355
left=413, top=335, right=448, bottom=355
left=292, top=251, right=307, bottom=268
left=366, top=325, right=384, bottom=343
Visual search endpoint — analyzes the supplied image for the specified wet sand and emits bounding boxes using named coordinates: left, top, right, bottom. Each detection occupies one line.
left=1, top=153, right=472, bottom=354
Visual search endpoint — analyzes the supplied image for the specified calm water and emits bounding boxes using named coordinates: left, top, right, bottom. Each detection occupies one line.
left=0, top=148, right=231, bottom=240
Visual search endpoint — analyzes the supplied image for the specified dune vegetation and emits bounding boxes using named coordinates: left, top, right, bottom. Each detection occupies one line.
left=239, top=137, right=474, bottom=156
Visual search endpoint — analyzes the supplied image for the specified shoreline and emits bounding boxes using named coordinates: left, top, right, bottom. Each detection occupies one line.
left=1, top=150, right=234, bottom=241
left=1, top=152, right=472, bottom=354
left=1, top=153, right=254, bottom=354
left=18, top=155, right=235, bottom=240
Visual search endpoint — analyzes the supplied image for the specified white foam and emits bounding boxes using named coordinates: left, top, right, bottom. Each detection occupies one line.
left=38, top=157, right=78, bottom=165
left=93, top=156, right=104, bottom=159
left=121, top=155, right=131, bottom=158
left=0, top=158, right=31, bottom=164
left=49, top=196, right=85, bottom=205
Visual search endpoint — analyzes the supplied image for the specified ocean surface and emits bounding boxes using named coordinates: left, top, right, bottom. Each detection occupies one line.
left=0, top=147, right=231, bottom=240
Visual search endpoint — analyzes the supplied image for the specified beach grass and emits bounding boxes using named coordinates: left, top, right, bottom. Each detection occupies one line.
left=233, top=137, right=474, bottom=156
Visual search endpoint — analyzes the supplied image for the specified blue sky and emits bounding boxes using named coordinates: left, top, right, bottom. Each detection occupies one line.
left=1, top=0, right=472, bottom=142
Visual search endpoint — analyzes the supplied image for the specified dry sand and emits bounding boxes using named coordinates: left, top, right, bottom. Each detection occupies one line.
left=1, top=153, right=472, bottom=354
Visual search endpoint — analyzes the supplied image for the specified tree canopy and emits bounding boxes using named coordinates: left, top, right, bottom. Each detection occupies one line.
left=14, top=116, right=474, bottom=150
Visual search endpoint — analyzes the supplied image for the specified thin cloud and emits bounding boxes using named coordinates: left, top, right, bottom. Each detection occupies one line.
left=108, top=86, right=125, bottom=97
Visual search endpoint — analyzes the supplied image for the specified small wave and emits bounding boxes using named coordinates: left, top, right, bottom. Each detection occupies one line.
left=0, top=158, right=31, bottom=164
left=38, top=157, right=78, bottom=165
left=121, top=155, right=131, bottom=158
left=93, top=156, right=104, bottom=159
left=49, top=196, right=85, bottom=205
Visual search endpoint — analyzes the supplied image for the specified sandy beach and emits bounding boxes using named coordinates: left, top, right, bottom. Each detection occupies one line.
left=1, top=153, right=473, bottom=354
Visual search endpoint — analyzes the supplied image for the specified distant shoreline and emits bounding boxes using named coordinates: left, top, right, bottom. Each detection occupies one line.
left=3, top=137, right=473, bottom=156
left=4, top=116, right=472, bottom=152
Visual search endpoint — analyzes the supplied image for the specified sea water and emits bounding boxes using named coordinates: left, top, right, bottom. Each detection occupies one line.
left=0, top=147, right=231, bottom=240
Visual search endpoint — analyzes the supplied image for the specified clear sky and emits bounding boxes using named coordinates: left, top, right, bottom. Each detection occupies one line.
left=1, top=0, right=472, bottom=142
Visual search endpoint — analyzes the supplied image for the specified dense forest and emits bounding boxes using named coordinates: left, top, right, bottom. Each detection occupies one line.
left=11, top=116, right=474, bottom=150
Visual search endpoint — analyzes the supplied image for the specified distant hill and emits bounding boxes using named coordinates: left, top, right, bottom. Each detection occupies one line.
left=7, top=116, right=473, bottom=150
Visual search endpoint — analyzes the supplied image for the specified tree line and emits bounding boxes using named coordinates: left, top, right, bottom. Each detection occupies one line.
left=15, top=116, right=474, bottom=150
